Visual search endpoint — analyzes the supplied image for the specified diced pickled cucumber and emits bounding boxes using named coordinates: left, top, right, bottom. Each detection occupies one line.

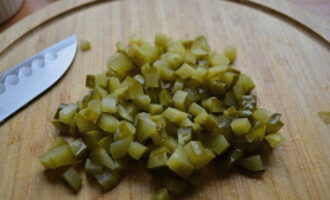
left=42, top=34, right=285, bottom=195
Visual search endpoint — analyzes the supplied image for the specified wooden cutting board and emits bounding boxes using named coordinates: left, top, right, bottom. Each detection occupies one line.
left=0, top=0, right=329, bottom=199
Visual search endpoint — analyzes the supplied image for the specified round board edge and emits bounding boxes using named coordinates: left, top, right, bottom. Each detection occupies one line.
left=0, top=0, right=329, bottom=57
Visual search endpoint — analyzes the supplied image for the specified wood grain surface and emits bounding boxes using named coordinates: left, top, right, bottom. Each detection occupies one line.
left=242, top=0, right=330, bottom=43
left=0, top=0, right=329, bottom=199
left=1, top=0, right=330, bottom=33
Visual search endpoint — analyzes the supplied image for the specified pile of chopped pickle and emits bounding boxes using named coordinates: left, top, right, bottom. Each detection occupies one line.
left=39, top=34, right=284, bottom=199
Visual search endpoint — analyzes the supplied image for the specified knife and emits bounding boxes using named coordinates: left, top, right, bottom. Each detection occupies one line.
left=0, top=35, right=77, bottom=124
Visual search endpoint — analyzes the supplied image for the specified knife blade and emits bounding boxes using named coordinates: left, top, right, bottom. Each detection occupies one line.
left=0, top=35, right=77, bottom=124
